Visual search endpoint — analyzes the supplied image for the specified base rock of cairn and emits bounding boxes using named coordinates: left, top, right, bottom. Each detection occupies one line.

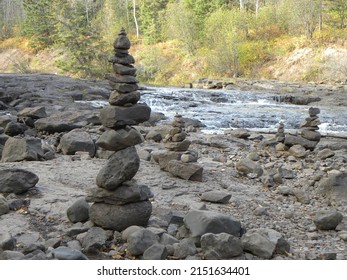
left=284, top=107, right=321, bottom=150
left=159, top=114, right=203, bottom=181
left=87, top=28, right=152, bottom=231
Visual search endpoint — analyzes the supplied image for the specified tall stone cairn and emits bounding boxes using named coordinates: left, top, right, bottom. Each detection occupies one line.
left=162, top=114, right=203, bottom=181
left=87, top=28, right=152, bottom=231
left=276, top=121, right=285, bottom=143
left=300, top=107, right=321, bottom=144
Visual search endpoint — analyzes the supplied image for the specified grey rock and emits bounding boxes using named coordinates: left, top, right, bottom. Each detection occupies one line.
left=293, top=189, right=310, bottom=204
left=1, top=137, right=43, bottom=162
left=225, top=128, right=250, bottom=139
left=163, top=139, right=191, bottom=151
left=7, top=198, right=23, bottom=210
left=67, top=198, right=90, bottom=223
left=241, top=228, right=283, bottom=259
left=0, top=168, right=39, bottom=194
left=106, top=73, right=138, bottom=84
left=143, top=244, right=168, bottom=260
left=0, top=115, right=13, bottom=129
left=145, top=130, right=163, bottom=142
left=45, top=238, right=62, bottom=249
left=151, top=150, right=183, bottom=171
left=18, top=106, right=47, bottom=119
left=277, top=186, right=294, bottom=196
left=108, top=55, right=135, bottom=67
left=96, top=146, right=140, bottom=190
left=167, top=160, right=203, bottom=181
left=314, top=210, right=343, bottom=230
left=173, top=238, right=197, bottom=259
left=254, top=206, right=269, bottom=216
left=60, top=129, right=96, bottom=157
left=35, top=111, right=99, bottom=133
left=89, top=200, right=152, bottom=231
left=317, top=148, right=335, bottom=160
left=4, top=121, right=28, bottom=136
left=160, top=233, right=179, bottom=246
left=109, top=82, right=139, bottom=93
left=318, top=172, right=347, bottom=203
left=236, top=158, right=263, bottom=177
left=53, top=246, right=88, bottom=260
left=289, top=144, right=307, bottom=158
left=200, top=191, right=231, bottom=204
left=82, top=227, right=109, bottom=254
left=112, top=63, right=136, bottom=75
left=0, top=250, right=24, bottom=260
left=0, top=195, right=9, bottom=216
left=100, top=104, right=151, bottom=129
left=280, top=168, right=295, bottom=179
left=87, top=181, right=152, bottom=205
left=284, top=134, right=318, bottom=150
left=0, top=232, right=16, bottom=251
left=184, top=210, right=242, bottom=239
left=301, top=129, right=321, bottom=141
left=96, top=127, right=143, bottom=152
left=127, top=229, right=159, bottom=256
left=201, top=233, right=243, bottom=259
left=108, top=90, right=141, bottom=106
left=121, top=225, right=143, bottom=241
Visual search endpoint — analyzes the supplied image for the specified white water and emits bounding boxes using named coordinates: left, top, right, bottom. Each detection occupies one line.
left=77, top=86, right=347, bottom=136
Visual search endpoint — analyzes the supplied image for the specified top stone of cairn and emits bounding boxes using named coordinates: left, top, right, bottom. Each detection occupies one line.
left=113, top=28, right=131, bottom=50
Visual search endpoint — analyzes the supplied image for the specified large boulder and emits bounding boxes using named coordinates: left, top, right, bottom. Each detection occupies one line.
left=60, top=129, right=96, bottom=157
left=0, top=195, right=9, bottom=216
left=1, top=137, right=43, bottom=162
left=34, top=111, right=99, bottom=133
left=151, top=150, right=183, bottom=171
left=183, top=210, right=242, bottom=239
left=0, top=168, right=39, bottom=194
left=89, top=200, right=152, bottom=231
left=96, top=146, right=140, bottom=190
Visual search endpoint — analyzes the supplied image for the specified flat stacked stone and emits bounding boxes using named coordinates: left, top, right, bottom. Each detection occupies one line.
left=87, top=29, right=152, bottom=231
left=161, top=114, right=203, bottom=181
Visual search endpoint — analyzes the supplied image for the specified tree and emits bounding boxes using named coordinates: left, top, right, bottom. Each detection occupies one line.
left=22, top=0, right=56, bottom=49
left=330, top=0, right=347, bottom=28
left=0, top=0, right=25, bottom=38
left=292, top=0, right=322, bottom=39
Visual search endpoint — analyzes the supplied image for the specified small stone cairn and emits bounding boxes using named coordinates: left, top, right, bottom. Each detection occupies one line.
left=276, top=121, right=285, bottom=143
left=284, top=107, right=321, bottom=150
left=161, top=114, right=203, bottom=181
left=87, top=28, right=152, bottom=231
left=300, top=107, right=321, bottom=144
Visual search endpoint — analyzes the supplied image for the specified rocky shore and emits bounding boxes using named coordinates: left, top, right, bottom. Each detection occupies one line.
left=0, top=72, right=346, bottom=260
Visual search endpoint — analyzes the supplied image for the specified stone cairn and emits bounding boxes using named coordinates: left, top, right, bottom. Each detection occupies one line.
left=87, top=28, right=152, bottom=231
left=300, top=107, right=321, bottom=144
left=276, top=121, right=285, bottom=143
left=159, top=114, right=203, bottom=181
left=284, top=107, right=321, bottom=150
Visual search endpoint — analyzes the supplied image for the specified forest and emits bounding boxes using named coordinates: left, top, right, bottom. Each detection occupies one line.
left=0, top=0, right=346, bottom=84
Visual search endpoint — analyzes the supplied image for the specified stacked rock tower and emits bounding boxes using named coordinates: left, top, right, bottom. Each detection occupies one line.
left=87, top=28, right=152, bottom=231
left=276, top=121, right=285, bottom=143
left=161, top=114, right=203, bottom=181
left=300, top=107, right=321, bottom=146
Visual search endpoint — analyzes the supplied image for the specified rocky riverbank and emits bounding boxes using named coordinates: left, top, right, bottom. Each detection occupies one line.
left=0, top=73, right=346, bottom=260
